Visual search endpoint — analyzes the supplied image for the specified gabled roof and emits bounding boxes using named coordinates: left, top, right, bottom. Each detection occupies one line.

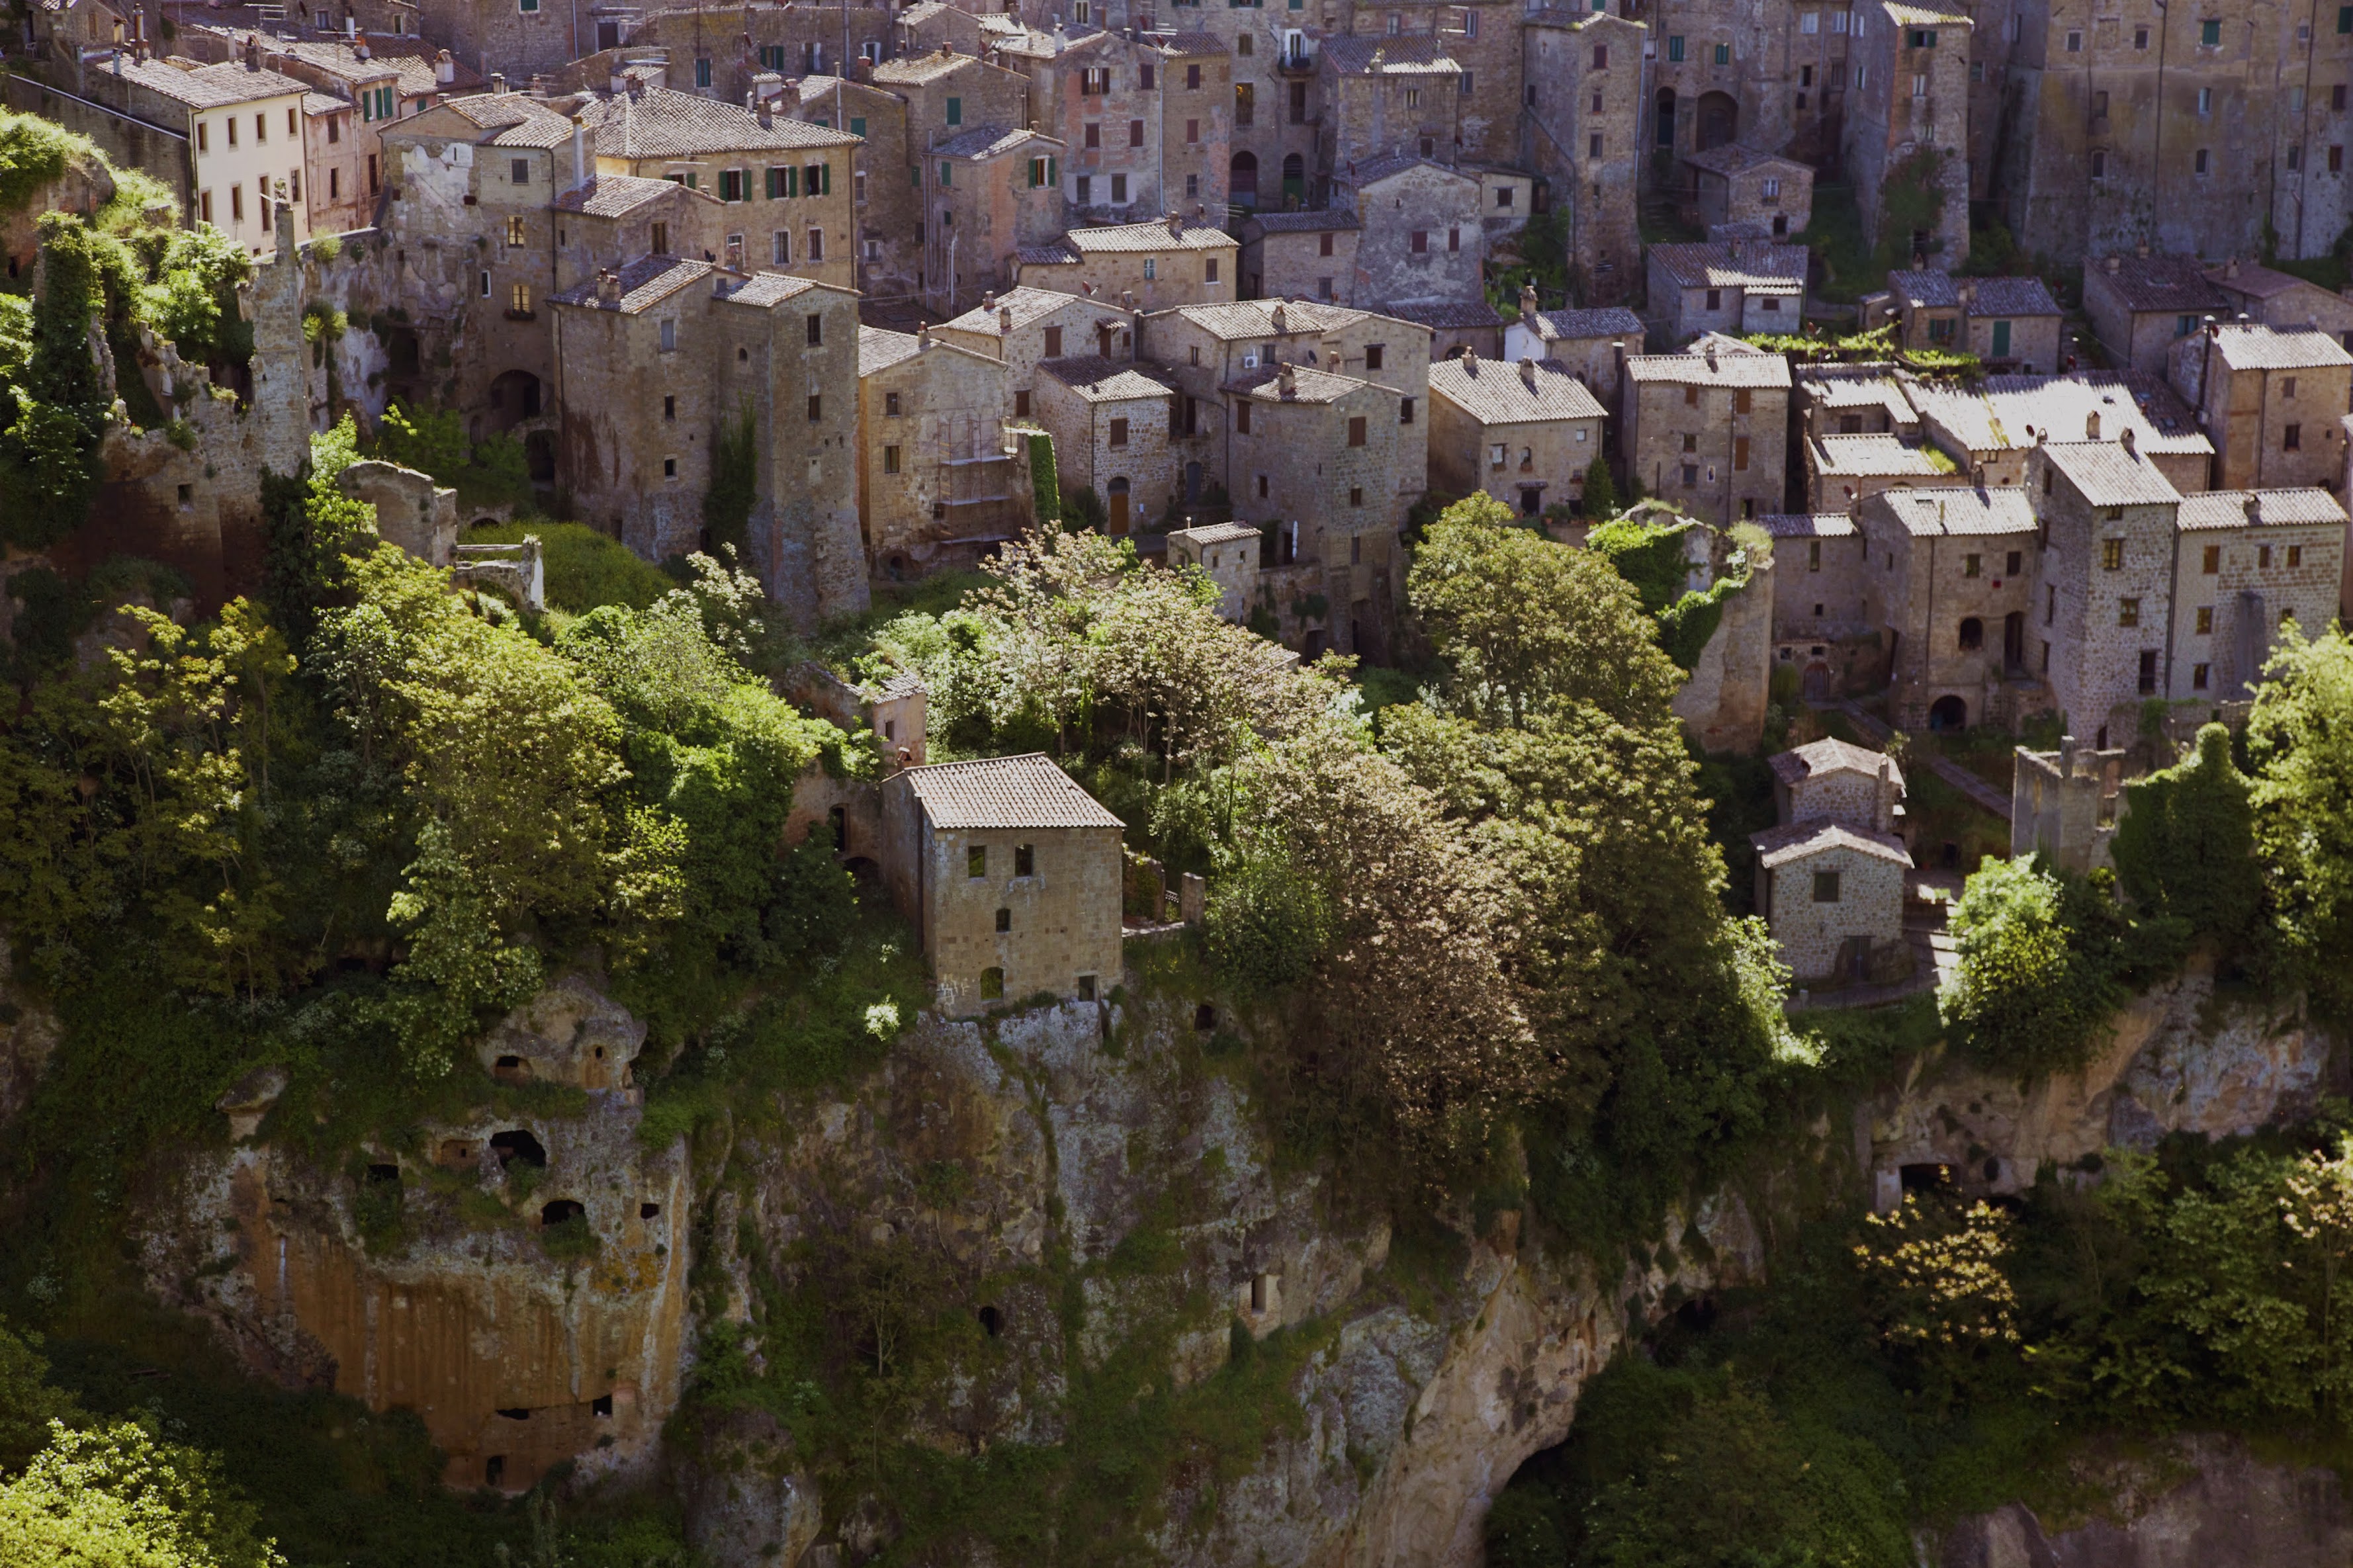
left=1319, top=35, right=1459, bottom=73
left=581, top=85, right=860, bottom=159
left=1149, top=30, right=1227, bottom=56
left=1908, top=372, right=2209, bottom=457
left=1810, top=433, right=1953, bottom=478
left=2175, top=488, right=2350, bottom=531
left=2206, top=259, right=2338, bottom=303
left=1771, top=736, right=1903, bottom=793
left=1683, top=143, right=1812, bottom=179
left=1335, top=153, right=1478, bottom=189
left=2039, top=439, right=2182, bottom=506
left=553, top=173, right=682, bottom=216
left=901, top=752, right=1124, bottom=830
left=1759, top=512, right=1859, bottom=539
left=719, top=271, right=824, bottom=308
left=1055, top=218, right=1236, bottom=255
left=1881, top=0, right=1970, bottom=24
left=1625, top=351, right=1793, bottom=389
left=1426, top=353, right=1606, bottom=423
left=1382, top=300, right=1503, bottom=330
left=1245, top=210, right=1362, bottom=234
left=255, top=35, right=459, bottom=96
left=1039, top=355, right=1175, bottom=401
left=1966, top=275, right=2064, bottom=317
left=1649, top=239, right=1810, bottom=288
left=1530, top=305, right=1645, bottom=342
left=936, top=285, right=1111, bottom=334
left=934, top=124, right=1051, bottom=159
left=103, top=54, right=310, bottom=109
left=2206, top=323, right=2353, bottom=370
left=1873, top=485, right=2039, bottom=536
left=2087, top=252, right=2232, bottom=315
left=1751, top=820, right=1913, bottom=869
left=1171, top=521, right=1262, bottom=546
left=1223, top=363, right=1370, bottom=404
left=1173, top=297, right=1366, bottom=340
left=860, top=325, right=923, bottom=375
left=549, top=255, right=717, bottom=314
left=872, top=48, right=981, bottom=84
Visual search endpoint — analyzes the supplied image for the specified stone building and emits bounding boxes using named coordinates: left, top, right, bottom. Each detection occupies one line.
left=2081, top=252, right=2234, bottom=375
left=1329, top=156, right=1484, bottom=308
left=1644, top=238, right=1810, bottom=345
left=1518, top=8, right=1644, bottom=301
left=1771, top=736, right=1904, bottom=834
left=2026, top=436, right=2187, bottom=746
left=1313, top=34, right=1461, bottom=173
left=75, top=52, right=312, bottom=254
left=879, top=753, right=1126, bottom=1017
left=1166, top=520, right=1265, bottom=619
left=1503, top=298, right=1644, bottom=410
left=1640, top=0, right=1848, bottom=178
left=1763, top=512, right=1873, bottom=696
left=1237, top=210, right=1362, bottom=304
left=1015, top=26, right=1178, bottom=225
left=2165, top=322, right=2353, bottom=496
left=574, top=3, right=899, bottom=106
left=1683, top=143, right=1813, bottom=238
left=934, top=285, right=1140, bottom=421
left=1033, top=355, right=1180, bottom=534
left=2011, top=738, right=2128, bottom=875
left=1856, top=484, right=2037, bottom=730
left=551, top=173, right=717, bottom=294
left=1622, top=344, right=1792, bottom=526
left=297, top=91, right=371, bottom=236
left=858, top=326, right=1022, bottom=579
left=1908, top=372, right=2210, bottom=493
left=1014, top=214, right=1239, bottom=312
left=1879, top=270, right=2063, bottom=372
left=1425, top=351, right=1605, bottom=520
left=579, top=85, right=862, bottom=289
left=1750, top=818, right=1912, bottom=984
left=2206, top=259, right=2353, bottom=348
left=1382, top=300, right=1506, bottom=364
left=1792, top=361, right=1920, bottom=443
left=2168, top=488, right=2348, bottom=700
left=789, top=74, right=921, bottom=298
left=1805, top=431, right=1965, bottom=515
left=920, top=124, right=1071, bottom=314
left=1843, top=1, right=1970, bottom=268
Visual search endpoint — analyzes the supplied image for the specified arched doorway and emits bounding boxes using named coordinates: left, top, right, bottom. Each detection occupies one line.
left=1281, top=152, right=1305, bottom=207
left=1108, top=476, right=1131, bottom=535
left=488, top=369, right=542, bottom=433
left=1696, top=91, right=1738, bottom=152
left=1230, top=152, right=1259, bottom=208
left=1655, top=87, right=1676, bottom=148
left=1928, top=694, right=1967, bottom=731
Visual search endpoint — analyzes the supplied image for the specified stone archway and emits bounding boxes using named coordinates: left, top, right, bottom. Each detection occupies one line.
left=488, top=369, right=542, bottom=434
left=1696, top=91, right=1738, bottom=152
left=1928, top=693, right=1967, bottom=731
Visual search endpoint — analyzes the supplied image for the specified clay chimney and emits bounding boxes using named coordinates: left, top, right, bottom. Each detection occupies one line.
left=1270, top=301, right=1288, bottom=333
left=1277, top=361, right=1296, bottom=398
left=1519, top=280, right=1538, bottom=324
left=2135, top=240, right=2151, bottom=258
left=2085, top=409, right=2100, bottom=439
left=1705, top=344, right=1718, bottom=372
left=2104, top=254, right=2121, bottom=274
left=492, top=71, right=507, bottom=93
left=244, top=34, right=260, bottom=68
left=1463, top=345, right=1478, bottom=373
left=2119, top=425, right=2135, bottom=457
left=1875, top=755, right=1895, bottom=833
left=435, top=48, right=455, bottom=83
left=999, top=304, right=1013, bottom=331
left=2242, top=490, right=2262, bottom=521
left=596, top=268, right=622, bottom=305
left=1518, top=355, right=1536, bottom=388
left=1167, top=210, right=1183, bottom=237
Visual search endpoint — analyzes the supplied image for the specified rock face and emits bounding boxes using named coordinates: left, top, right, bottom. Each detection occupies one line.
left=1943, top=1438, right=2353, bottom=1568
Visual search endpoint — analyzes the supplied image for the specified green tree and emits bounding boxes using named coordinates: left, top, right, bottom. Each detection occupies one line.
left=1581, top=453, right=1619, bottom=519
left=2248, top=627, right=2353, bottom=1020
left=0, top=216, right=112, bottom=548
left=373, top=402, right=471, bottom=481
left=701, top=403, right=758, bottom=556
left=2111, top=721, right=2259, bottom=943
left=1938, top=855, right=2129, bottom=1072
left=0, top=1420, right=285, bottom=1568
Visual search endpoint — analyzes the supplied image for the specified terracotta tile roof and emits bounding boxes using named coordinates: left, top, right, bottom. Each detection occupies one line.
left=1682, top=143, right=1812, bottom=178
left=1062, top=218, right=1237, bottom=253
left=1648, top=239, right=1810, bottom=288
left=2039, top=439, right=2183, bottom=505
left=107, top=55, right=310, bottom=109
left=1909, top=372, right=2208, bottom=457
left=937, top=286, right=1108, bottom=333
left=2175, top=488, right=2349, bottom=530
left=261, top=36, right=451, bottom=96
left=1874, top=484, right=2039, bottom=536
left=553, top=173, right=679, bottom=216
left=581, top=85, right=860, bottom=158
left=1965, top=275, right=2064, bottom=316
left=1881, top=0, right=1970, bottom=24
left=719, top=271, right=822, bottom=307
left=1811, top=433, right=1953, bottom=476
left=1531, top=305, right=1644, bottom=341
left=1223, top=362, right=1368, bottom=404
left=1426, top=353, right=1606, bottom=423
left=1759, top=512, right=1858, bottom=538
left=934, top=124, right=1047, bottom=159
left=1770, top=737, right=1903, bottom=792
left=1016, top=243, right=1081, bottom=266
left=871, top=49, right=977, bottom=84
left=860, top=325, right=923, bottom=375
left=1245, top=210, right=1361, bottom=234
left=1625, top=351, right=1793, bottom=388
left=549, top=255, right=717, bottom=314
left=1149, top=30, right=1227, bottom=55
left=1320, top=35, right=1460, bottom=73
left=902, top=752, right=1124, bottom=829
left=1381, top=300, right=1501, bottom=330
left=1751, top=819, right=1913, bottom=868
left=1171, top=521, right=1262, bottom=546
left=2088, top=252, right=2231, bottom=315
left=1175, top=298, right=1363, bottom=339
left=300, top=91, right=349, bottom=114
left=2207, top=323, right=2353, bottom=370
left=1039, top=355, right=1175, bottom=400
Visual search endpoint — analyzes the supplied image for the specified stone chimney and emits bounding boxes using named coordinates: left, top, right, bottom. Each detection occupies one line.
left=1875, top=754, right=1896, bottom=833
left=435, top=48, right=455, bottom=83
left=1277, top=361, right=1296, bottom=398
left=999, top=305, right=1013, bottom=331
left=1167, top=210, right=1184, bottom=238
left=2085, top=409, right=2100, bottom=439
left=1518, top=355, right=1537, bottom=388
left=2120, top=426, right=2137, bottom=457
left=2135, top=240, right=2151, bottom=258
left=2104, top=254, right=2121, bottom=274
left=918, top=321, right=932, bottom=347
left=492, top=71, right=507, bottom=93
left=572, top=121, right=586, bottom=187
left=1270, top=301, right=1288, bottom=333
left=244, top=34, right=261, bottom=68
left=2242, top=491, right=2262, bottom=521
left=596, top=268, right=622, bottom=306
left=1463, top=346, right=1478, bottom=373
left=2225, top=256, right=2241, bottom=279
left=352, top=34, right=370, bottom=60
left=1519, top=280, right=1539, bottom=324
left=1705, top=344, right=1718, bottom=372
left=2059, top=734, right=2078, bottom=778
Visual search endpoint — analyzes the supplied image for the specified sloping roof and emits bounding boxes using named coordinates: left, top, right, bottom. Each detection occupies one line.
left=1039, top=355, right=1175, bottom=401
left=935, top=124, right=1047, bottom=159
left=1908, top=372, right=2209, bottom=457
left=860, top=325, right=924, bottom=375
left=549, top=255, right=715, bottom=314
left=2088, top=252, right=2232, bottom=315
left=1648, top=239, right=1810, bottom=288
left=1625, top=351, right=1793, bottom=388
left=1171, top=521, right=1262, bottom=546
left=553, top=173, right=679, bottom=216
left=720, top=271, right=822, bottom=308
left=1016, top=243, right=1081, bottom=266
left=1751, top=819, right=1914, bottom=869
left=1888, top=269, right=1963, bottom=308
left=1061, top=218, right=1235, bottom=253
left=582, top=85, right=860, bottom=159
left=262, top=36, right=451, bottom=95
left=2175, top=488, right=2350, bottom=531
left=1881, top=0, right=1969, bottom=24
left=1175, top=298, right=1365, bottom=339
left=1426, top=354, right=1606, bottom=423
left=871, top=49, right=979, bottom=84
left=1150, top=30, right=1227, bottom=55
left=1532, top=305, right=1645, bottom=342
left=902, top=752, right=1124, bottom=830
left=1245, top=209, right=1362, bottom=234
left=1223, top=363, right=1368, bottom=404
left=301, top=91, right=349, bottom=115
left=1811, top=433, right=1953, bottom=477
left=107, top=55, right=310, bottom=108
left=2039, top=439, right=2182, bottom=505
left=1335, top=153, right=1477, bottom=188
left=1683, top=143, right=1812, bottom=178
left=1320, top=34, right=1459, bottom=73
left=2207, top=323, right=2353, bottom=370
left=1382, top=300, right=1503, bottom=330
left=1770, top=736, right=1903, bottom=792
left=1874, top=485, right=2039, bottom=536
left=1759, top=512, right=1859, bottom=539
left=937, top=285, right=1104, bottom=334
left=1966, top=275, right=2064, bottom=317
left=2207, top=259, right=2334, bottom=302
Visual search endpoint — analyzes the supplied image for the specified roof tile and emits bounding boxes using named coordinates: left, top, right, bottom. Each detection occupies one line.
left=901, top=752, right=1125, bottom=830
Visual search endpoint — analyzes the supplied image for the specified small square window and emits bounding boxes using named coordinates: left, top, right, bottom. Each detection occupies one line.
left=1014, top=844, right=1035, bottom=876
left=2102, top=539, right=2124, bottom=570
left=2193, top=662, right=2211, bottom=689
left=1812, top=870, right=1841, bottom=903
left=2118, top=597, right=2141, bottom=627
left=980, top=966, right=1004, bottom=1000
left=968, top=846, right=987, bottom=878
left=663, top=457, right=677, bottom=476
left=2196, top=605, right=2214, bottom=634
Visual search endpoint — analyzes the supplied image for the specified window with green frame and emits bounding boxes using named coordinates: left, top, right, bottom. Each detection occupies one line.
left=946, top=95, right=962, bottom=124
left=1667, top=34, right=1684, bottom=58
left=850, top=115, right=866, bottom=136
left=1713, top=40, right=1730, bottom=62
left=940, top=161, right=952, bottom=185
left=2199, top=17, right=2219, bottom=42
left=2341, top=5, right=2351, bottom=32
left=695, top=57, right=712, bottom=86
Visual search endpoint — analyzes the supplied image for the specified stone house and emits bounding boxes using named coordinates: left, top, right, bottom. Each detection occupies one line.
left=2205, top=259, right=2353, bottom=349
left=1843, top=1, right=1971, bottom=268
left=1750, top=820, right=1913, bottom=984
left=2166, top=488, right=2348, bottom=700
left=1644, top=238, right=1810, bottom=345
left=1881, top=270, right=2064, bottom=372
left=298, top=91, right=371, bottom=236
left=1468, top=164, right=1536, bottom=245
left=785, top=662, right=930, bottom=769
left=1237, top=210, right=1363, bottom=304
left=1033, top=355, right=1180, bottom=535
left=1683, top=143, right=1813, bottom=238
left=1622, top=344, right=1793, bottom=526
left=1425, top=351, right=1605, bottom=520
left=79, top=52, right=312, bottom=255
left=1313, top=34, right=1461, bottom=174
left=2165, top=322, right=2353, bottom=495
left=2081, top=252, right=2235, bottom=375
left=869, top=46, right=1032, bottom=177
left=879, top=753, right=1125, bottom=1017
left=1792, top=362, right=1920, bottom=444
left=1382, top=301, right=1507, bottom=365
left=551, top=173, right=718, bottom=294
left=918, top=124, right=1071, bottom=315
left=1503, top=298, right=1645, bottom=410
left=788, top=74, right=920, bottom=297
left=1639, top=0, right=1849, bottom=179
left=1857, top=484, right=2038, bottom=731
left=858, top=326, right=1022, bottom=580
left=1519, top=8, right=1644, bottom=301
left=1806, top=431, right=1966, bottom=515
left=2027, top=436, right=2186, bottom=746
left=603, top=3, right=899, bottom=104
left=933, top=286, right=1140, bottom=423
left=1908, top=372, right=2211, bottom=493
left=1330, top=156, right=1484, bottom=308
left=1166, top=520, right=1265, bottom=619
left=1763, top=513, right=1874, bottom=697
left=578, top=85, right=862, bottom=290
left=1015, top=26, right=1173, bottom=225
left=1771, top=736, right=1904, bottom=834
left=1014, top=215, right=1239, bottom=312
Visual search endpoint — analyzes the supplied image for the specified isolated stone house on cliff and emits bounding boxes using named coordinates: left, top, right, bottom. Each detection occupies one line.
left=1753, top=737, right=1912, bottom=984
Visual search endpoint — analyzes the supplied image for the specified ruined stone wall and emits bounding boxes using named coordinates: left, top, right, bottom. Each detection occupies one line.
left=858, top=338, right=1015, bottom=572
left=1671, top=553, right=1773, bottom=751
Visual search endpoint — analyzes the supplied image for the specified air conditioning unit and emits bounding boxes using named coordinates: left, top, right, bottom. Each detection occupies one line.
left=1242, top=350, right=1259, bottom=368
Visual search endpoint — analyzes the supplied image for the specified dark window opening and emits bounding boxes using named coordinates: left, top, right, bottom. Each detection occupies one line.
left=366, top=1162, right=400, bottom=1184
left=1194, top=1003, right=1216, bottom=1030
left=496, top=1407, right=532, bottom=1420
left=980, top=967, right=1005, bottom=1000
left=968, top=846, right=987, bottom=878
left=485, top=1456, right=506, bottom=1487
left=640, top=1202, right=662, bottom=1219
left=996, top=907, right=1012, bottom=932
left=1957, top=617, right=1983, bottom=650
left=493, top=1053, right=530, bottom=1084
left=1900, top=1162, right=1951, bottom=1193
left=490, top=1129, right=547, bottom=1168
left=829, top=805, right=848, bottom=850
left=1014, top=844, right=1035, bottom=876
left=978, top=1305, right=1003, bottom=1337
left=592, top=1394, right=614, bottom=1416
left=541, top=1199, right=586, bottom=1227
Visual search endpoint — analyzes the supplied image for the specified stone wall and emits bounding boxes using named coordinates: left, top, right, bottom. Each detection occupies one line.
left=1671, top=552, right=1773, bottom=752
left=1761, top=837, right=1907, bottom=981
